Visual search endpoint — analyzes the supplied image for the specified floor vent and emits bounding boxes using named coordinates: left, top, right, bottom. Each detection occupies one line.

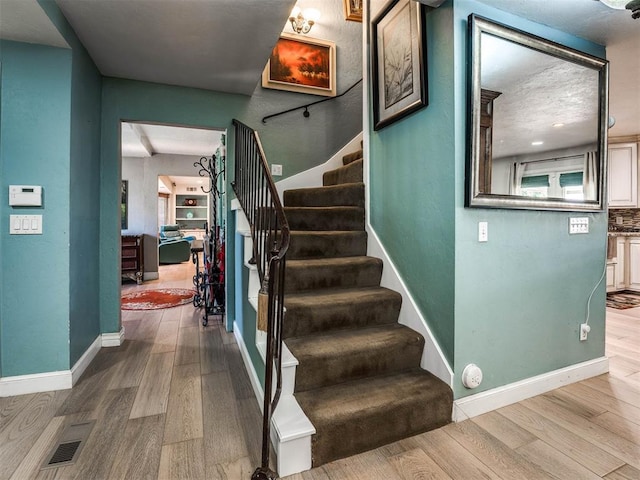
left=41, top=420, right=95, bottom=470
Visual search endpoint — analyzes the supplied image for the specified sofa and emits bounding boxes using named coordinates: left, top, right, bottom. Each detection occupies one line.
left=159, top=225, right=193, bottom=264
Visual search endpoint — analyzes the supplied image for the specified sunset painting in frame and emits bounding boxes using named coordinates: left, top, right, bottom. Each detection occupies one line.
left=262, top=33, right=337, bottom=97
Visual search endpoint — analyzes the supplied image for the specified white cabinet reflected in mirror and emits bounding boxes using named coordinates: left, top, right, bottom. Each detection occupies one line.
left=466, top=15, right=609, bottom=211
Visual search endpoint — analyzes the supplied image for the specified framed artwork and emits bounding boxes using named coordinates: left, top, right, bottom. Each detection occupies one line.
left=262, top=33, right=337, bottom=97
left=344, top=0, right=363, bottom=22
left=121, top=180, right=128, bottom=230
left=372, top=0, right=428, bottom=130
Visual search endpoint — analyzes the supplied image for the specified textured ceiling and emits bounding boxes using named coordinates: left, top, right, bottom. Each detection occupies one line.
left=54, top=0, right=297, bottom=95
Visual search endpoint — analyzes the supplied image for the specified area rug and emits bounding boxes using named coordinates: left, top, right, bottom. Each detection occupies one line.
left=606, top=290, right=640, bottom=310
left=121, top=288, right=195, bottom=310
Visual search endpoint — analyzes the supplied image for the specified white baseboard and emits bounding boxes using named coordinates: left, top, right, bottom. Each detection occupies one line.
left=234, top=321, right=265, bottom=409
left=71, top=335, right=102, bottom=385
left=0, top=328, right=127, bottom=397
left=452, top=356, right=610, bottom=421
left=366, top=226, right=454, bottom=387
left=0, top=370, right=72, bottom=397
left=102, top=327, right=125, bottom=347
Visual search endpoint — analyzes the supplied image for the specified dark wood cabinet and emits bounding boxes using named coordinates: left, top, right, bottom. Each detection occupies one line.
left=122, top=235, right=144, bottom=284
left=479, top=89, right=502, bottom=194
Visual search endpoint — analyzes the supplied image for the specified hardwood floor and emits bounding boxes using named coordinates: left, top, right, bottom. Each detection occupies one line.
left=1, top=264, right=639, bottom=479
left=1, top=262, right=263, bottom=479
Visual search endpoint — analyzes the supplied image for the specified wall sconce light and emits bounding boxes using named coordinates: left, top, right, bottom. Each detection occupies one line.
left=598, top=0, right=640, bottom=18
left=289, top=7, right=321, bottom=34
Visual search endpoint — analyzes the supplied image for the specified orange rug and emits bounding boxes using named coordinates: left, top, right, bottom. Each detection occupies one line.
left=121, top=288, right=195, bottom=310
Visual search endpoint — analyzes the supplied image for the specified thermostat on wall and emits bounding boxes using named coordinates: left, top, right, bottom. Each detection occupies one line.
left=9, top=185, right=42, bottom=206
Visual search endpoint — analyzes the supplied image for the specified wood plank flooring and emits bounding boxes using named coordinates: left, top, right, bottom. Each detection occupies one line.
left=0, top=261, right=638, bottom=479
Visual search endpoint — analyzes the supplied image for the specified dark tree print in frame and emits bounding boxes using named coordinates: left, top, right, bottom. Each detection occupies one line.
left=372, top=0, right=428, bottom=130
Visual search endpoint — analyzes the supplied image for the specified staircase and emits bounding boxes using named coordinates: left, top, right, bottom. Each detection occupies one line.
left=281, top=149, right=453, bottom=467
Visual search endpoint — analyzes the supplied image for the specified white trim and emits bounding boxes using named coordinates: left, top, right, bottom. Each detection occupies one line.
left=0, top=333, right=110, bottom=397
left=452, top=356, right=609, bottom=421
left=144, top=272, right=159, bottom=281
left=101, top=327, right=125, bottom=347
left=0, top=329, right=128, bottom=397
left=71, top=335, right=102, bottom=385
left=366, top=226, right=454, bottom=387
left=0, top=370, right=72, bottom=397
left=233, top=321, right=265, bottom=408
left=274, top=133, right=363, bottom=199
left=233, top=321, right=314, bottom=477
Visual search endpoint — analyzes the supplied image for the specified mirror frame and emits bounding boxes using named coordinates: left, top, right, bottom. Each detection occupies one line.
left=466, top=14, right=609, bottom=211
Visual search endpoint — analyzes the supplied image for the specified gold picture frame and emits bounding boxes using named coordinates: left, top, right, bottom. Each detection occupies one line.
left=344, top=0, right=363, bottom=22
left=262, top=33, right=337, bottom=97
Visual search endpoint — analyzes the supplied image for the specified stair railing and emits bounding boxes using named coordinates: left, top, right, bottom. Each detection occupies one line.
left=232, top=119, right=290, bottom=480
left=261, top=78, right=362, bottom=124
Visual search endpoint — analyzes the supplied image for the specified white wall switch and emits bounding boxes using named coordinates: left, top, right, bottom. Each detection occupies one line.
left=271, top=164, right=283, bottom=176
left=569, top=217, right=589, bottom=234
left=478, top=221, right=488, bottom=242
left=9, top=214, right=42, bottom=234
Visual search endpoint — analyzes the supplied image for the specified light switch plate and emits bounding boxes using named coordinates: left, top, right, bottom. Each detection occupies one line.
left=10, top=214, right=42, bottom=234
left=569, top=217, right=589, bottom=234
left=271, top=164, right=283, bottom=176
left=478, top=221, right=488, bottom=242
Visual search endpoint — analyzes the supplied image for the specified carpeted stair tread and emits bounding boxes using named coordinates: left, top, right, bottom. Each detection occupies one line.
left=285, top=256, right=382, bottom=292
left=295, top=369, right=452, bottom=466
left=284, top=183, right=364, bottom=208
left=286, top=323, right=424, bottom=392
left=342, top=149, right=363, bottom=166
left=287, top=231, right=367, bottom=260
left=323, top=159, right=363, bottom=187
left=283, top=286, right=401, bottom=338
left=285, top=206, right=364, bottom=231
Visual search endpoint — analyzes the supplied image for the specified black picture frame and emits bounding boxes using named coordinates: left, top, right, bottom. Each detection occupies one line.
left=121, top=180, right=128, bottom=230
left=372, top=0, right=428, bottom=130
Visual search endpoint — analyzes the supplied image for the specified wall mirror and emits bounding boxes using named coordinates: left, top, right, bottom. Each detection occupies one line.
left=466, top=14, right=609, bottom=211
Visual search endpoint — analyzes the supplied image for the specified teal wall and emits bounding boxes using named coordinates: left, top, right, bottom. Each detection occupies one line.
left=368, top=0, right=607, bottom=399
left=369, top=3, right=457, bottom=364
left=39, top=0, right=104, bottom=366
left=99, top=78, right=251, bottom=338
left=0, top=41, right=72, bottom=375
left=452, top=0, right=607, bottom=398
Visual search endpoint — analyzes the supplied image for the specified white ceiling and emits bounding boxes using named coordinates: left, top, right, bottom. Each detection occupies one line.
left=1, top=0, right=638, bottom=142
left=121, top=122, right=223, bottom=158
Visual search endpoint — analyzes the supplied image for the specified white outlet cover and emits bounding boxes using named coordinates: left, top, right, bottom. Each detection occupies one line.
left=462, top=363, right=483, bottom=389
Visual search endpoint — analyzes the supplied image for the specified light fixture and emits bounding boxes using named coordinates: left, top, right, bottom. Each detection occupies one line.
left=599, top=0, right=628, bottom=8
left=531, top=141, right=544, bottom=146
left=289, top=6, right=320, bottom=34
left=628, top=0, right=640, bottom=18
left=552, top=122, right=565, bottom=128
left=598, top=0, right=640, bottom=18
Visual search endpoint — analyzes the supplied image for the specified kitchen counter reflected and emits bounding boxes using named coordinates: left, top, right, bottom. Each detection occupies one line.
left=607, top=225, right=640, bottom=237
left=608, top=230, right=640, bottom=236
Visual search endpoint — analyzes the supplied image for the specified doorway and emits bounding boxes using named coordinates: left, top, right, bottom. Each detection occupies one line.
left=120, top=121, right=226, bottom=283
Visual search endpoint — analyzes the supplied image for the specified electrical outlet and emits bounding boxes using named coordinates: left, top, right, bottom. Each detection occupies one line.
left=616, top=216, right=624, bottom=225
left=478, top=221, right=488, bottom=242
left=579, top=323, right=591, bottom=341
